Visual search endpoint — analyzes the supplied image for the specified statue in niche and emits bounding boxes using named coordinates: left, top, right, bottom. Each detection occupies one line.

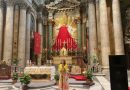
left=60, top=42, right=68, bottom=56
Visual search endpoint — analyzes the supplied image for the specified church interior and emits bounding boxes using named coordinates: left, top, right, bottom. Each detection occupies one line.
left=0, top=0, right=130, bottom=90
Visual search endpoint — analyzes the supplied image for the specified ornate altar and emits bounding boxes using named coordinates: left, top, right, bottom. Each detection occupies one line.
left=53, top=56, right=72, bottom=64
left=24, top=66, right=55, bottom=80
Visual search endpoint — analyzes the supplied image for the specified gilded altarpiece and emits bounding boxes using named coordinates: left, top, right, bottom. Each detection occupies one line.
left=53, top=12, right=79, bottom=45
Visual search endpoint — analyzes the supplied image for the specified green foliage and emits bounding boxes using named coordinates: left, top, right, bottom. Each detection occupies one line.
left=12, top=58, right=18, bottom=65
left=12, top=72, right=18, bottom=80
left=54, top=72, right=59, bottom=81
left=85, top=69, right=93, bottom=80
left=89, top=55, right=98, bottom=64
left=19, top=73, right=31, bottom=85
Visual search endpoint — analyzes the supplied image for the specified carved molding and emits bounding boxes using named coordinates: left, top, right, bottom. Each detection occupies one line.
left=37, top=14, right=43, bottom=23
left=5, top=0, right=15, bottom=6
left=37, top=4, right=43, bottom=12
left=27, top=7, right=33, bottom=14
left=19, top=2, right=28, bottom=9
left=88, top=0, right=95, bottom=3
left=126, top=8, right=130, bottom=19
left=74, top=17, right=81, bottom=24
left=0, top=0, right=4, bottom=8
left=48, top=19, right=55, bottom=25
left=46, top=0, right=80, bottom=12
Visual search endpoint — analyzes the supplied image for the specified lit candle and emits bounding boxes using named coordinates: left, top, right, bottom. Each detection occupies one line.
left=59, top=39, right=60, bottom=49
left=67, top=39, right=68, bottom=50
left=56, top=39, right=57, bottom=51
left=71, top=38, right=72, bottom=51
left=60, top=39, right=61, bottom=49
left=57, top=39, right=59, bottom=50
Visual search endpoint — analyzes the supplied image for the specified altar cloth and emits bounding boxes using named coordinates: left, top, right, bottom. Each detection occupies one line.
left=24, top=66, right=56, bottom=80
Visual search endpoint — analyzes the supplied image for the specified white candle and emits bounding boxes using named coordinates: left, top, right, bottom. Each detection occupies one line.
left=71, top=38, right=72, bottom=51
left=56, top=39, right=57, bottom=51
left=68, top=38, right=71, bottom=50
left=57, top=39, right=59, bottom=50
left=60, top=39, right=61, bottom=49
left=67, top=39, right=68, bottom=50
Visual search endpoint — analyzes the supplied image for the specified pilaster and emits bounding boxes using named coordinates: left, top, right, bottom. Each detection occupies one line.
left=112, top=0, right=124, bottom=54
left=3, top=0, right=15, bottom=65
left=18, top=2, right=28, bottom=67
left=99, top=0, right=110, bottom=69
left=88, top=0, right=97, bottom=64
left=0, top=0, right=4, bottom=60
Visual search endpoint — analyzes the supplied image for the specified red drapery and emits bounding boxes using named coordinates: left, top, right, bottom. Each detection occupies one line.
left=53, top=25, right=77, bottom=51
left=34, top=32, right=41, bottom=55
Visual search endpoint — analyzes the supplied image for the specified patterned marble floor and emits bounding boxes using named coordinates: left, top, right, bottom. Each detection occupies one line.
left=1, top=70, right=130, bottom=90
left=0, top=79, right=103, bottom=90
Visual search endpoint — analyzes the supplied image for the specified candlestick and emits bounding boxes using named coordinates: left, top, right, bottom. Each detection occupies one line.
left=60, top=39, right=61, bottom=49
left=58, top=39, right=59, bottom=51
left=67, top=39, right=68, bottom=50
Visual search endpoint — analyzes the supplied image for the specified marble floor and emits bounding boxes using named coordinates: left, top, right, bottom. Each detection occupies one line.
left=0, top=76, right=105, bottom=90
left=1, top=70, right=130, bottom=90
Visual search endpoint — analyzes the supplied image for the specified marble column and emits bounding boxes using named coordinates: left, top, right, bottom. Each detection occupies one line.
left=88, top=0, right=97, bottom=64
left=18, top=4, right=27, bottom=67
left=37, top=16, right=43, bottom=66
left=13, top=5, right=19, bottom=59
left=26, top=9, right=31, bottom=61
left=48, top=20, right=53, bottom=58
left=3, top=1, right=14, bottom=65
left=96, top=0, right=102, bottom=64
left=112, top=0, right=124, bottom=55
left=0, top=0, right=4, bottom=60
left=48, top=11, right=54, bottom=58
left=77, top=19, right=82, bottom=50
left=99, top=0, right=110, bottom=69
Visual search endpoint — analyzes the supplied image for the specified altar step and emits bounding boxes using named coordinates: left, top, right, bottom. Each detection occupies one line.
left=0, top=79, right=12, bottom=84
left=95, top=76, right=110, bottom=90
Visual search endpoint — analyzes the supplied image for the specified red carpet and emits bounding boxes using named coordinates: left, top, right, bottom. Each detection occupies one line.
left=70, top=75, right=87, bottom=81
left=128, top=87, right=130, bottom=90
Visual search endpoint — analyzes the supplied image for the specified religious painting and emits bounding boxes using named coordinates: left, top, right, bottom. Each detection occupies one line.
left=53, top=12, right=79, bottom=51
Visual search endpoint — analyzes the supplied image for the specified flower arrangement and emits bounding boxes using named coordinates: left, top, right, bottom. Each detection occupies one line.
left=12, top=72, right=18, bottom=84
left=54, top=72, right=59, bottom=81
left=19, top=73, right=31, bottom=85
left=83, top=69, right=93, bottom=81
left=86, top=69, right=93, bottom=81
left=12, top=58, right=19, bottom=65
left=12, top=72, right=18, bottom=80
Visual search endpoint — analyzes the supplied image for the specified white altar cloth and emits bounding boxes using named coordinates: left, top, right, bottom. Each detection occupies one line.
left=24, top=66, right=56, bottom=80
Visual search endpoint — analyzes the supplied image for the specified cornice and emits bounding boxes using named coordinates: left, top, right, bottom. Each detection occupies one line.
left=46, top=0, right=80, bottom=12
left=19, top=3, right=28, bottom=9
left=88, top=0, right=95, bottom=4
left=0, top=0, right=4, bottom=8
left=37, top=11, right=43, bottom=23
left=5, top=0, right=15, bottom=6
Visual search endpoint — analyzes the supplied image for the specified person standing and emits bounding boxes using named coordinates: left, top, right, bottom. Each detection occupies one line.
left=58, top=60, right=69, bottom=90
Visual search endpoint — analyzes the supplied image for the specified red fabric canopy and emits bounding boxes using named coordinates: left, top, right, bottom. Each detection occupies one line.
left=53, top=25, right=77, bottom=51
